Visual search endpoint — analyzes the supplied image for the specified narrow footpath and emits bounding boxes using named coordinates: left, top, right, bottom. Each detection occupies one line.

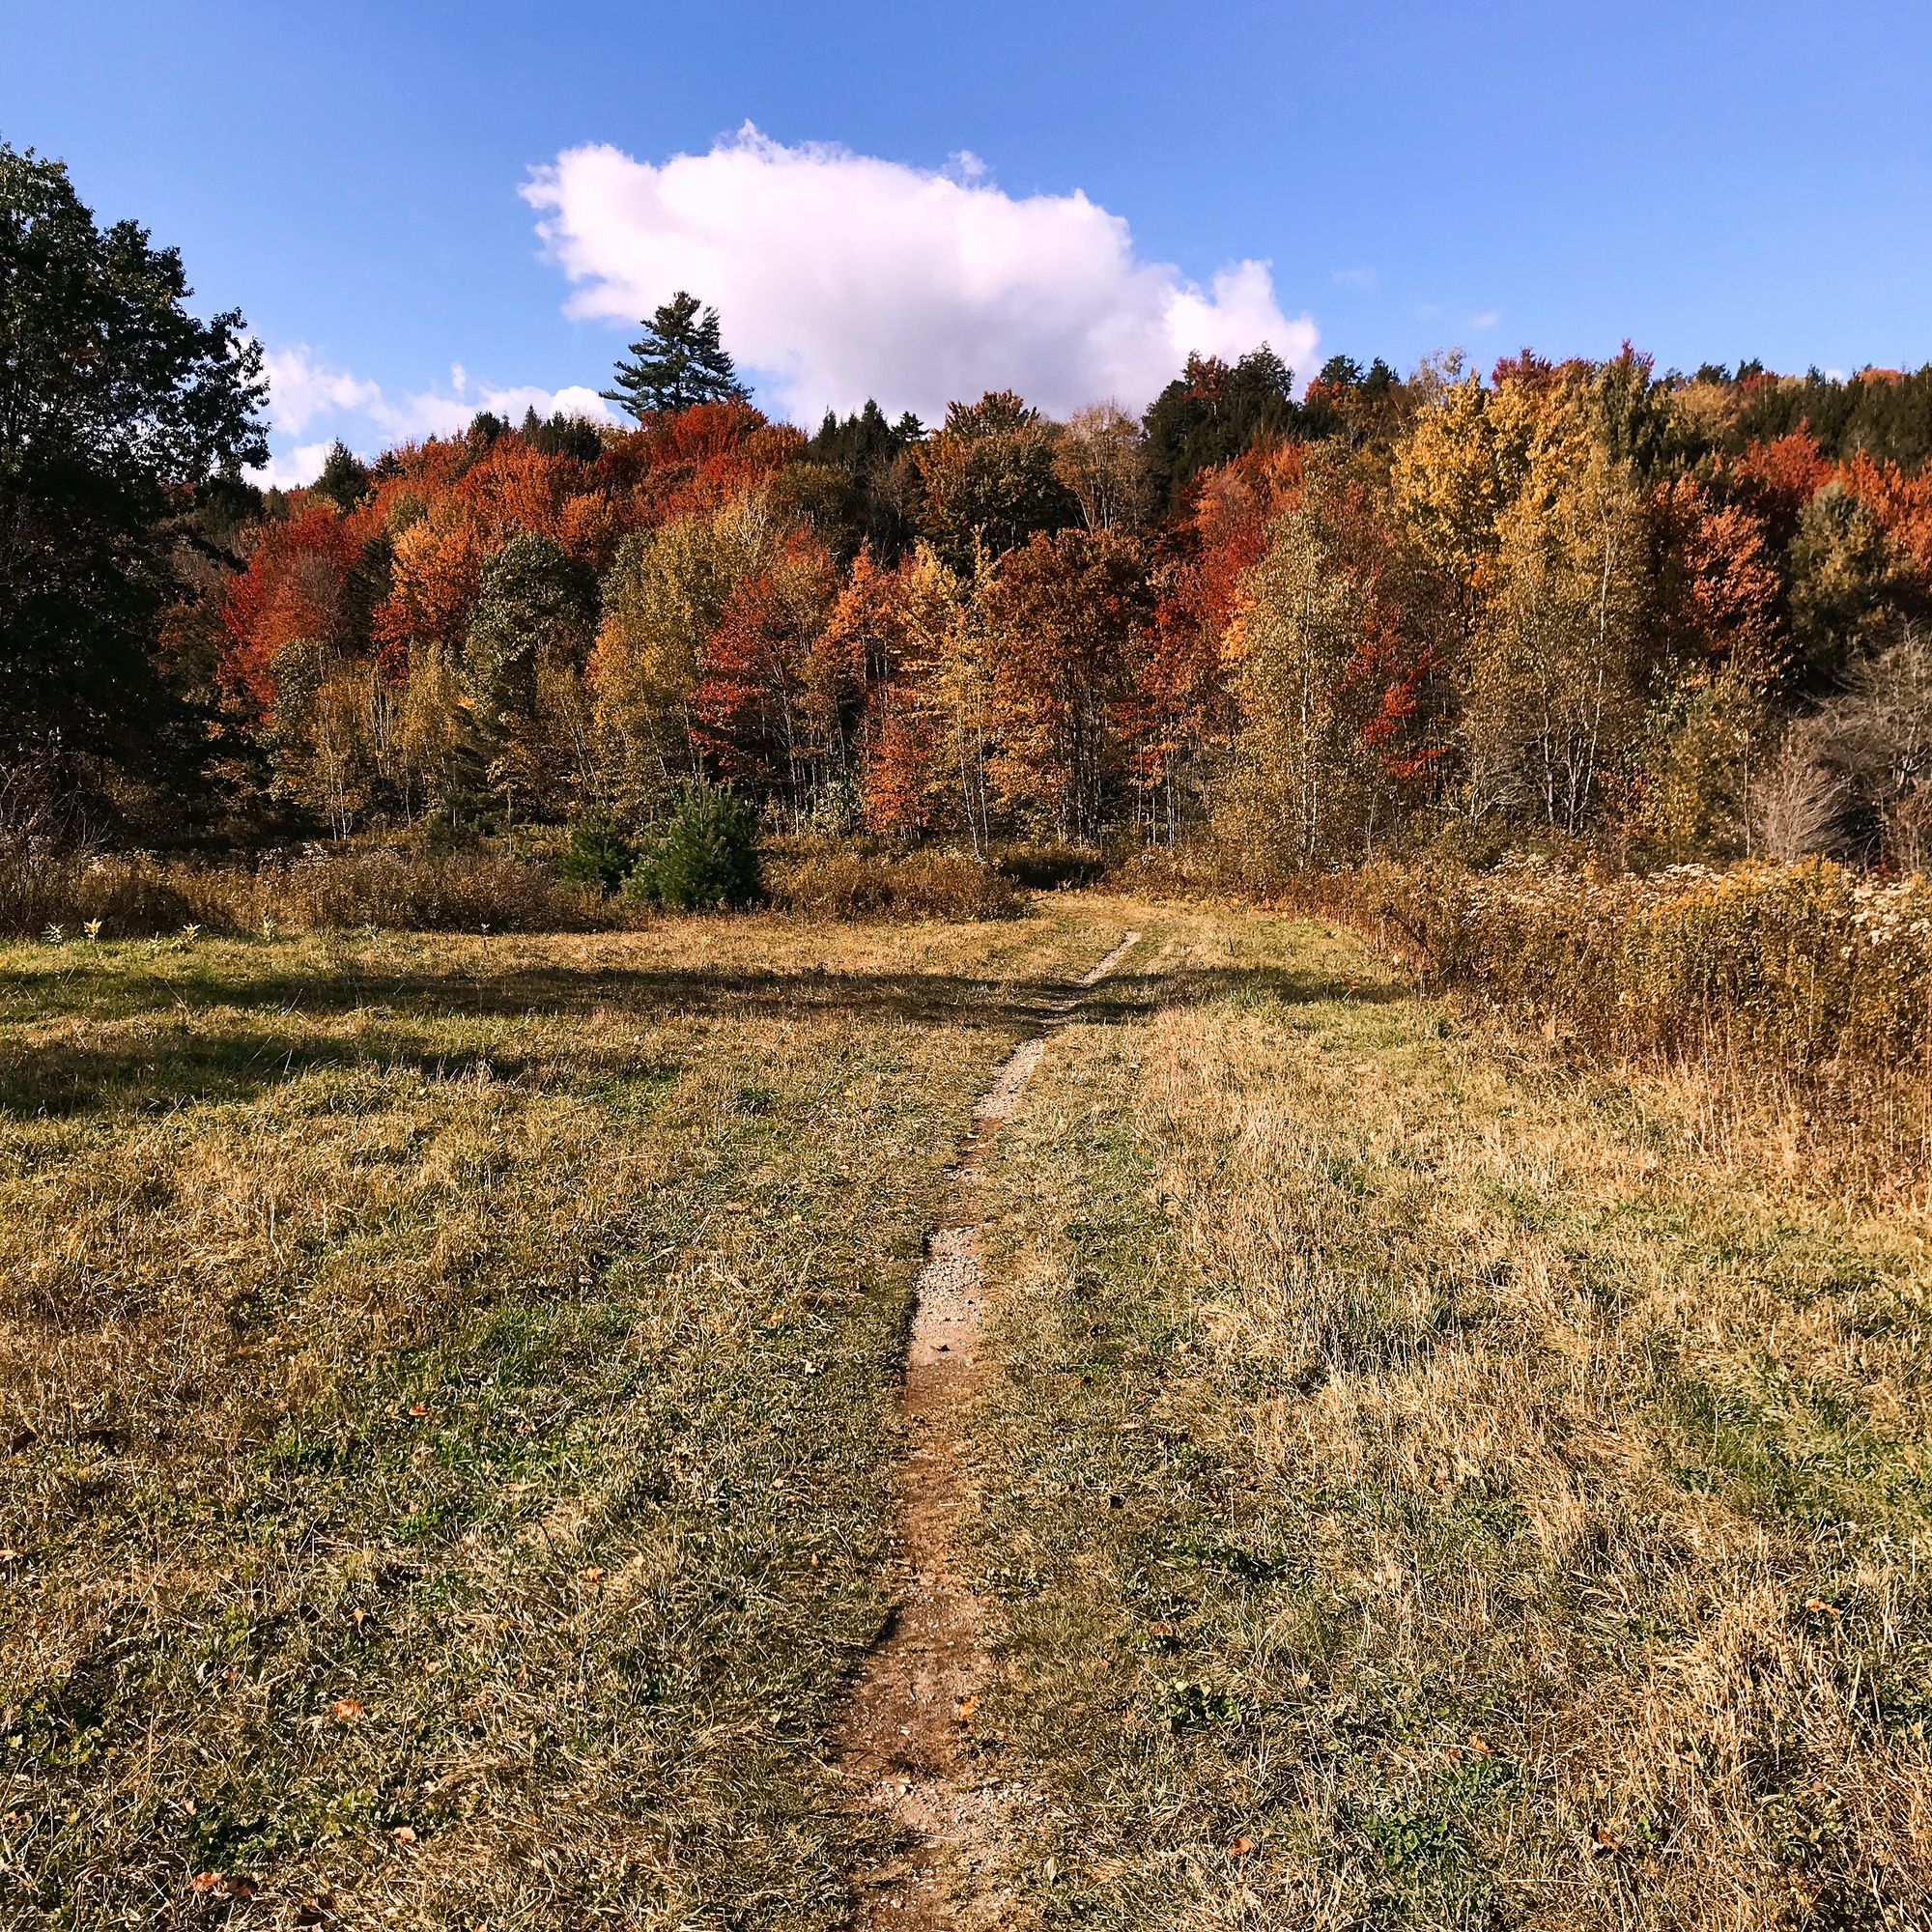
left=836, top=930, right=1143, bottom=1931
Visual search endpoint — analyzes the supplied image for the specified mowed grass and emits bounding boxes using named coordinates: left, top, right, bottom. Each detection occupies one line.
left=0, top=911, right=1104, bottom=1929
left=968, top=909, right=1932, bottom=1930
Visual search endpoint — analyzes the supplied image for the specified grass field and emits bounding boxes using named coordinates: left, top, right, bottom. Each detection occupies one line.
left=3, top=900, right=1930, bottom=1929
left=0, top=913, right=1100, bottom=1928
left=970, top=910, right=1932, bottom=1929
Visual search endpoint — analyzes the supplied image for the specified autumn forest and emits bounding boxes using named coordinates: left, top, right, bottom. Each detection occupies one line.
left=129, top=342, right=1932, bottom=876
left=10, top=138, right=1932, bottom=884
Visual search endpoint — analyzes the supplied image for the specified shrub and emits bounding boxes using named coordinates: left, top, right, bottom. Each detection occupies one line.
left=266, top=850, right=604, bottom=932
left=0, top=848, right=198, bottom=938
left=1349, top=854, right=1932, bottom=1085
left=1329, top=853, right=1932, bottom=1187
left=990, top=841, right=1109, bottom=891
left=765, top=842, right=1024, bottom=921
left=557, top=812, right=635, bottom=895
left=623, top=783, right=761, bottom=911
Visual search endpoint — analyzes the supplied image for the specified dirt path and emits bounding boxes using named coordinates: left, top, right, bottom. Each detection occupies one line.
left=837, top=930, right=1143, bottom=1930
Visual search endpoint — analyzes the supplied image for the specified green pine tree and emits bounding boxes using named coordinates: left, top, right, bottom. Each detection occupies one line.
left=309, top=440, right=369, bottom=514
left=602, top=291, right=748, bottom=420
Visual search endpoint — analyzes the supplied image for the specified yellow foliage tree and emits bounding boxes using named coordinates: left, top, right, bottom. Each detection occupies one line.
left=588, top=493, right=783, bottom=815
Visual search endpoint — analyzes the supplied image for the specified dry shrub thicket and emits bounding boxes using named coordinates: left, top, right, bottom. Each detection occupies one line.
left=0, top=837, right=1035, bottom=940
left=763, top=841, right=1025, bottom=922
left=1351, top=857, right=1932, bottom=1186
left=0, top=845, right=611, bottom=939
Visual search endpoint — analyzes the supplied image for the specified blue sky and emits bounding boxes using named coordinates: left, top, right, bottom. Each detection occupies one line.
left=9, top=0, right=1929, bottom=480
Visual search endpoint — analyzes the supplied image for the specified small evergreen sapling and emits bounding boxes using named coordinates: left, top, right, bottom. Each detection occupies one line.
left=558, top=811, right=635, bottom=895
left=623, top=782, right=761, bottom=910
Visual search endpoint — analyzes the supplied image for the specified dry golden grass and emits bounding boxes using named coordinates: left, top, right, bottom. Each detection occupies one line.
left=0, top=846, right=613, bottom=940
left=10, top=896, right=1932, bottom=1930
left=0, top=911, right=1104, bottom=1929
left=968, top=906, right=1932, bottom=1929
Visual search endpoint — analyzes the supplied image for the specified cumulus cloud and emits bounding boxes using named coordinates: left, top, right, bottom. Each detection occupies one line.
left=250, top=346, right=619, bottom=486
left=521, top=126, right=1318, bottom=423
left=251, top=440, right=337, bottom=491
left=260, top=348, right=383, bottom=438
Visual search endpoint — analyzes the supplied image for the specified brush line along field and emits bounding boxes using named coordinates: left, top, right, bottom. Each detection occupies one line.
left=1, top=900, right=1928, bottom=1930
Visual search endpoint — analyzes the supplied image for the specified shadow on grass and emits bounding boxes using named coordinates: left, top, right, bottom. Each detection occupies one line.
left=0, top=958, right=1410, bottom=1117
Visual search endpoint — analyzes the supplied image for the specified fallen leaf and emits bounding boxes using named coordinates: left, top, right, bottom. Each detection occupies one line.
left=408, top=1405, right=428, bottom=1418
left=581, top=1566, right=607, bottom=1582
left=954, top=1693, right=980, bottom=1722
left=1230, top=1833, right=1256, bottom=1857
left=390, top=1825, right=417, bottom=1844
left=222, top=1876, right=258, bottom=1899
left=1804, top=1598, right=1841, bottom=1617
left=1465, top=1733, right=1496, bottom=1756
left=187, top=1873, right=222, bottom=1894
left=1590, top=1823, right=1622, bottom=1855
left=331, top=1697, right=364, bottom=1722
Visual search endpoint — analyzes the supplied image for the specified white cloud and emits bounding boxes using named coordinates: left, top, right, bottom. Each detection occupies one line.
left=521, top=126, right=1319, bottom=423
left=1330, top=267, right=1378, bottom=291
left=1468, top=310, right=1500, bottom=330
left=251, top=440, right=337, bottom=490
left=374, top=379, right=619, bottom=443
left=249, top=347, right=620, bottom=487
left=261, top=347, right=383, bottom=438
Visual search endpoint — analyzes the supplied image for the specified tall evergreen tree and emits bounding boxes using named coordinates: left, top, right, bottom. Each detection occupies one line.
left=309, top=440, right=370, bottom=514
left=603, top=291, right=749, bottom=419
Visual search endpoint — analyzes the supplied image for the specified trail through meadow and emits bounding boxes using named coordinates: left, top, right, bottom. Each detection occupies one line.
left=3, top=901, right=1929, bottom=1930
left=837, top=929, right=1141, bottom=1931
left=911, top=905, right=1932, bottom=1930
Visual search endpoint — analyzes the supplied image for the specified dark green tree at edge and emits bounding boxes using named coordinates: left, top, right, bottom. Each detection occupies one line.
left=0, top=144, right=267, bottom=798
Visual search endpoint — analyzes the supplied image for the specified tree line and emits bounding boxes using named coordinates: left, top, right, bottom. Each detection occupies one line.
left=8, top=144, right=1932, bottom=875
